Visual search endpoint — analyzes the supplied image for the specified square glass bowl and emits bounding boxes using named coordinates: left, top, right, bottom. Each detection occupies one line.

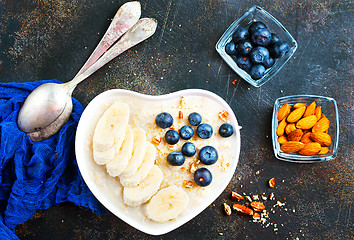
left=215, top=6, right=297, bottom=87
left=272, top=95, right=339, bottom=163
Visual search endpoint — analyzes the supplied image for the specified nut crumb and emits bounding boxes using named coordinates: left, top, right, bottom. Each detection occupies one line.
left=232, top=80, right=236, bottom=85
left=218, top=111, right=229, bottom=121
left=231, top=191, right=244, bottom=201
left=183, top=180, right=194, bottom=189
left=189, top=162, right=197, bottom=173
left=179, top=97, right=185, bottom=107
left=178, top=111, right=183, bottom=119
left=245, top=196, right=253, bottom=202
left=252, top=195, right=259, bottom=201
left=223, top=203, right=232, bottom=216
left=152, top=135, right=161, bottom=145
left=269, top=192, right=275, bottom=200
left=269, top=178, right=275, bottom=188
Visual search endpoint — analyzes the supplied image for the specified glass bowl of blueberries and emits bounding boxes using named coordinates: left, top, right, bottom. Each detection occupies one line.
left=215, top=6, right=297, bottom=87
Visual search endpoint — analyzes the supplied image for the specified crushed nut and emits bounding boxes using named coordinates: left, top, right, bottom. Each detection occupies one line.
left=269, top=192, right=275, bottom=200
left=218, top=111, right=229, bottom=121
left=250, top=201, right=266, bottom=211
left=154, top=159, right=160, bottom=164
left=152, top=135, right=161, bottom=145
left=245, top=196, right=253, bottom=202
left=233, top=204, right=254, bottom=215
left=276, top=201, right=285, bottom=207
left=252, top=195, right=259, bottom=201
left=179, top=96, right=185, bottom=107
left=269, top=178, right=275, bottom=188
left=169, top=124, right=175, bottom=130
left=231, top=191, right=244, bottom=201
left=253, top=212, right=261, bottom=220
left=223, top=203, right=232, bottom=216
left=183, top=180, right=194, bottom=189
left=189, top=162, right=197, bottom=173
left=178, top=111, right=183, bottom=119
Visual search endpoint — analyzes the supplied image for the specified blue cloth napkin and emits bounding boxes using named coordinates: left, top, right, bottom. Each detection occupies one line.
left=0, top=80, right=106, bottom=239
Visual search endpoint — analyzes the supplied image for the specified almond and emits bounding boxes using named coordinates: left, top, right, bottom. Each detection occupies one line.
left=300, top=132, right=312, bottom=144
left=287, top=106, right=306, bottom=123
left=250, top=201, right=266, bottom=211
left=296, top=115, right=318, bottom=129
left=303, top=101, right=316, bottom=117
left=298, top=142, right=321, bottom=156
left=312, top=117, right=330, bottom=133
left=276, top=118, right=287, bottom=136
left=314, top=106, right=322, bottom=120
left=277, top=103, right=291, bottom=121
left=318, top=147, right=329, bottom=155
left=311, top=132, right=332, bottom=146
left=280, top=141, right=305, bottom=153
left=293, top=103, right=307, bottom=109
left=285, top=123, right=297, bottom=135
left=253, top=212, right=261, bottom=220
left=287, top=129, right=303, bottom=142
left=233, top=204, right=254, bottom=215
left=278, top=135, right=288, bottom=144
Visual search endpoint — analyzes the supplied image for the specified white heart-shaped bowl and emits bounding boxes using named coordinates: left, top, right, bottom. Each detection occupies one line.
left=75, top=89, right=241, bottom=235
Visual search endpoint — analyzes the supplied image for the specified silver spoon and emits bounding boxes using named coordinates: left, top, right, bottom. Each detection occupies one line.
left=17, top=1, right=141, bottom=135
left=18, top=18, right=157, bottom=141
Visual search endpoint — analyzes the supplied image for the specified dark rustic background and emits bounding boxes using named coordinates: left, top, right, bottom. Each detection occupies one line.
left=0, top=0, right=352, bottom=239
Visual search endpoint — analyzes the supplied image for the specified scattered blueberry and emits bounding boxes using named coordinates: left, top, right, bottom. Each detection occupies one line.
left=196, top=123, right=213, bottom=139
left=188, top=112, right=202, bottom=126
left=249, top=21, right=267, bottom=35
left=249, top=46, right=269, bottom=64
left=232, top=27, right=249, bottom=43
left=194, top=168, right=213, bottom=187
left=219, top=123, right=234, bottom=138
left=167, top=151, right=185, bottom=166
left=251, top=28, right=272, bottom=46
left=199, top=146, right=218, bottom=165
left=181, top=142, right=197, bottom=157
left=263, top=56, right=275, bottom=68
left=250, top=64, right=266, bottom=80
left=165, top=130, right=179, bottom=145
left=155, top=112, right=173, bottom=128
left=235, top=55, right=252, bottom=72
left=269, top=33, right=280, bottom=46
left=236, top=40, right=253, bottom=56
left=225, top=41, right=237, bottom=55
left=179, top=125, right=194, bottom=140
left=270, top=40, right=290, bottom=58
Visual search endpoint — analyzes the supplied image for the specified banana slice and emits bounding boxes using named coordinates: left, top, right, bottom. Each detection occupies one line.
left=106, top=125, right=134, bottom=177
left=145, top=185, right=189, bottom=222
left=120, top=142, right=156, bottom=187
left=119, top=127, right=147, bottom=178
left=93, top=102, right=129, bottom=152
left=123, top=165, right=163, bottom=207
left=93, top=144, right=116, bottom=165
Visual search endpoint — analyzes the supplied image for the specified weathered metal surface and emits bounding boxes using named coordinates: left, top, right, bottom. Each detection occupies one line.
left=0, top=0, right=352, bottom=239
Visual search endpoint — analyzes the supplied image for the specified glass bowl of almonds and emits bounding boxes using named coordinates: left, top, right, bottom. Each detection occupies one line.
left=272, top=95, right=339, bottom=163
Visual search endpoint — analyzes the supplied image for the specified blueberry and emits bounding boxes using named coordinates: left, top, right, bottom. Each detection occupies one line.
left=188, top=112, right=202, bottom=126
left=250, top=64, right=266, bottom=80
left=263, top=56, right=275, bottom=69
left=179, top=125, right=194, bottom=140
left=251, top=28, right=272, bottom=46
left=196, top=123, right=213, bottom=139
left=232, top=27, right=249, bottom=43
left=249, top=46, right=269, bottom=64
left=225, top=41, right=237, bottom=55
left=219, top=123, right=234, bottom=137
left=167, top=151, right=185, bottom=166
left=270, top=41, right=290, bottom=58
left=249, top=21, right=267, bottom=35
left=155, top=112, right=173, bottom=128
left=181, top=142, right=196, bottom=157
left=236, top=40, right=253, bottom=56
left=235, top=55, right=252, bottom=72
left=165, top=130, right=179, bottom=145
left=199, top=146, right=218, bottom=165
left=269, top=33, right=280, bottom=46
left=194, top=168, right=212, bottom=187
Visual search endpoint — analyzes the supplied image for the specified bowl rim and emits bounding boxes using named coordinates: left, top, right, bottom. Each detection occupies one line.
left=271, top=94, right=339, bottom=163
left=215, top=5, right=298, bottom=87
left=75, top=88, right=241, bottom=235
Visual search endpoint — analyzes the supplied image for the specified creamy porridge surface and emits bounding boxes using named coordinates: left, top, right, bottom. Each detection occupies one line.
left=84, top=94, right=238, bottom=225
